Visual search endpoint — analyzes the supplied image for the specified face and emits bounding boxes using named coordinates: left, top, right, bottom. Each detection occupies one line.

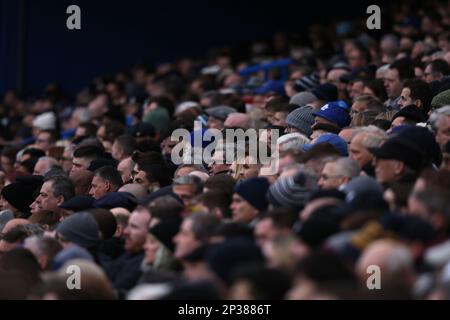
left=173, top=184, right=196, bottom=207
left=207, top=117, right=224, bottom=130
left=398, top=88, right=414, bottom=109
left=89, top=175, right=110, bottom=200
left=61, top=149, right=73, bottom=173
left=123, top=209, right=151, bottom=252
left=173, top=218, right=201, bottom=259
left=36, top=132, right=53, bottom=152
left=350, top=81, right=365, bottom=101
left=132, top=164, right=153, bottom=192
left=436, top=116, right=450, bottom=148
left=111, top=141, right=123, bottom=161
left=143, top=234, right=161, bottom=265
left=373, top=158, right=404, bottom=184
left=117, top=158, right=133, bottom=183
left=35, top=181, right=63, bottom=213
left=71, top=157, right=90, bottom=174
left=349, top=134, right=373, bottom=168
left=384, top=69, right=402, bottom=99
left=423, top=64, right=436, bottom=83
left=318, top=162, right=345, bottom=190
left=230, top=194, right=259, bottom=224
left=271, top=112, right=288, bottom=127
left=351, top=101, right=367, bottom=114
left=254, top=218, right=274, bottom=248
left=33, top=159, right=49, bottom=176
left=1, top=156, right=14, bottom=175
left=391, top=116, right=406, bottom=128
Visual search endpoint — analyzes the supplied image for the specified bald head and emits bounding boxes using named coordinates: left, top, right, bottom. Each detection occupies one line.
left=118, top=183, right=148, bottom=201
left=224, top=113, right=252, bottom=130
left=2, top=219, right=31, bottom=234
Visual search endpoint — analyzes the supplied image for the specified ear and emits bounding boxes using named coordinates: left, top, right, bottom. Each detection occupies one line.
left=393, top=161, right=405, bottom=176
left=56, top=195, right=65, bottom=207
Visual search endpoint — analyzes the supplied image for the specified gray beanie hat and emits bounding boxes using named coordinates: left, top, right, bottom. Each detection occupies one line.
left=286, top=106, right=315, bottom=137
left=56, top=212, right=100, bottom=249
left=290, top=92, right=317, bottom=108
left=266, top=171, right=318, bottom=211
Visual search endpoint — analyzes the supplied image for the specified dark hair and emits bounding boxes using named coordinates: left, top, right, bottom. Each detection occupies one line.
left=114, top=135, right=137, bottom=158
left=262, top=207, right=297, bottom=229
left=73, top=145, right=104, bottom=160
left=0, top=248, right=41, bottom=289
left=22, top=148, right=46, bottom=159
left=402, top=79, right=433, bottom=114
left=1, top=145, right=18, bottom=163
left=265, top=97, right=291, bottom=113
left=78, top=123, right=99, bottom=138
left=204, top=174, right=236, bottom=196
left=428, top=59, right=450, bottom=77
left=195, top=190, right=233, bottom=219
left=132, top=151, right=171, bottom=186
left=94, top=166, right=123, bottom=190
left=100, top=121, right=125, bottom=143
left=389, top=58, right=415, bottom=81
left=88, top=209, right=117, bottom=240
left=148, top=196, right=184, bottom=220
left=187, top=212, right=220, bottom=243
left=149, top=95, right=175, bottom=117
left=39, top=129, right=59, bottom=143
left=45, top=176, right=76, bottom=202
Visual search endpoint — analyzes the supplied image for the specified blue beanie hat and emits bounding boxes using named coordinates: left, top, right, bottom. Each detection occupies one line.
left=313, top=101, right=351, bottom=129
left=234, top=177, right=270, bottom=212
left=303, top=133, right=349, bottom=156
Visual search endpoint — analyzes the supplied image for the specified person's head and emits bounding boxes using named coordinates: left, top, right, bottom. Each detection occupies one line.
left=424, top=59, right=450, bottom=83
left=172, top=175, right=203, bottom=208
left=35, top=176, right=75, bottom=214
left=174, top=164, right=205, bottom=180
left=349, top=128, right=387, bottom=168
left=24, top=236, right=62, bottom=270
left=117, top=157, right=135, bottom=184
left=131, top=151, right=170, bottom=192
left=111, top=135, right=137, bottom=161
left=384, top=59, right=415, bottom=99
left=35, top=130, right=58, bottom=152
left=33, top=157, right=59, bottom=176
left=173, top=212, right=219, bottom=259
left=118, top=183, right=148, bottom=201
left=363, top=79, right=388, bottom=103
left=254, top=208, right=297, bottom=249
left=123, top=206, right=152, bottom=252
left=206, top=106, right=237, bottom=130
left=89, top=166, right=122, bottom=200
left=1, top=146, right=17, bottom=176
left=69, top=169, right=94, bottom=196
left=318, top=157, right=360, bottom=190
left=399, top=79, right=433, bottom=114
left=301, top=143, right=341, bottom=176
left=71, top=146, right=103, bottom=174
left=351, top=95, right=385, bottom=115
left=231, top=178, right=270, bottom=224
left=74, top=122, right=99, bottom=139
left=356, top=239, right=415, bottom=299
left=347, top=41, right=371, bottom=69
left=193, top=190, right=232, bottom=220
left=430, top=106, right=450, bottom=149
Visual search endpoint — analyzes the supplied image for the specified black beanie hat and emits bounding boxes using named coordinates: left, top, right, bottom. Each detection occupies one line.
left=149, top=218, right=182, bottom=252
left=56, top=212, right=100, bottom=248
left=1, top=176, right=43, bottom=214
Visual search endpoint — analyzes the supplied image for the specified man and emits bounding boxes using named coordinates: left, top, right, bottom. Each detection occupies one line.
left=111, top=135, right=137, bottom=162
left=351, top=95, right=385, bottom=115
left=349, top=128, right=387, bottom=175
left=33, top=176, right=75, bottom=215
left=172, top=175, right=203, bottom=208
left=173, top=212, right=219, bottom=259
left=24, top=236, right=62, bottom=271
left=254, top=210, right=296, bottom=248
left=384, top=59, right=415, bottom=110
left=313, top=101, right=351, bottom=129
left=71, top=145, right=104, bottom=174
left=285, top=106, right=315, bottom=139
left=89, top=166, right=123, bottom=200
left=106, top=205, right=151, bottom=295
left=193, top=190, right=232, bottom=220
left=131, top=151, right=171, bottom=193
left=117, top=157, right=135, bottom=184
left=369, top=137, right=429, bottom=185
left=318, top=157, right=360, bottom=190
left=390, top=105, right=427, bottom=128
left=230, top=177, right=270, bottom=226
left=69, top=169, right=94, bottom=196
left=430, top=106, right=450, bottom=149
left=398, top=79, right=433, bottom=114
left=33, top=157, right=59, bottom=176
left=205, top=106, right=237, bottom=130
left=423, top=59, right=450, bottom=83
left=35, top=130, right=58, bottom=153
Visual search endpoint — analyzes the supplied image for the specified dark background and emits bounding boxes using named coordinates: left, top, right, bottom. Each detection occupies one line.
left=0, top=0, right=386, bottom=97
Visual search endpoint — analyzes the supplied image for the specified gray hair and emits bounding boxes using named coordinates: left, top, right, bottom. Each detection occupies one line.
left=334, top=157, right=360, bottom=179
left=173, top=175, right=203, bottom=194
left=352, top=126, right=388, bottom=148
left=429, top=106, right=450, bottom=134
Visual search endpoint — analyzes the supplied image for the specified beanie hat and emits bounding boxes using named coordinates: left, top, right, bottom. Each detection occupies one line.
left=60, top=195, right=95, bottom=212
left=234, top=177, right=270, bottom=212
left=303, top=133, right=349, bottom=156
left=93, top=192, right=138, bottom=212
left=286, top=106, right=315, bottom=137
left=312, top=101, right=351, bottom=128
left=56, top=212, right=100, bottom=249
left=149, top=218, right=182, bottom=252
left=431, top=89, right=450, bottom=110
left=33, top=112, right=57, bottom=130
left=311, top=83, right=338, bottom=102
left=391, top=105, right=427, bottom=123
left=267, top=171, right=317, bottom=211
left=1, top=176, right=43, bottom=214
left=289, top=92, right=317, bottom=107
left=294, top=74, right=320, bottom=92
